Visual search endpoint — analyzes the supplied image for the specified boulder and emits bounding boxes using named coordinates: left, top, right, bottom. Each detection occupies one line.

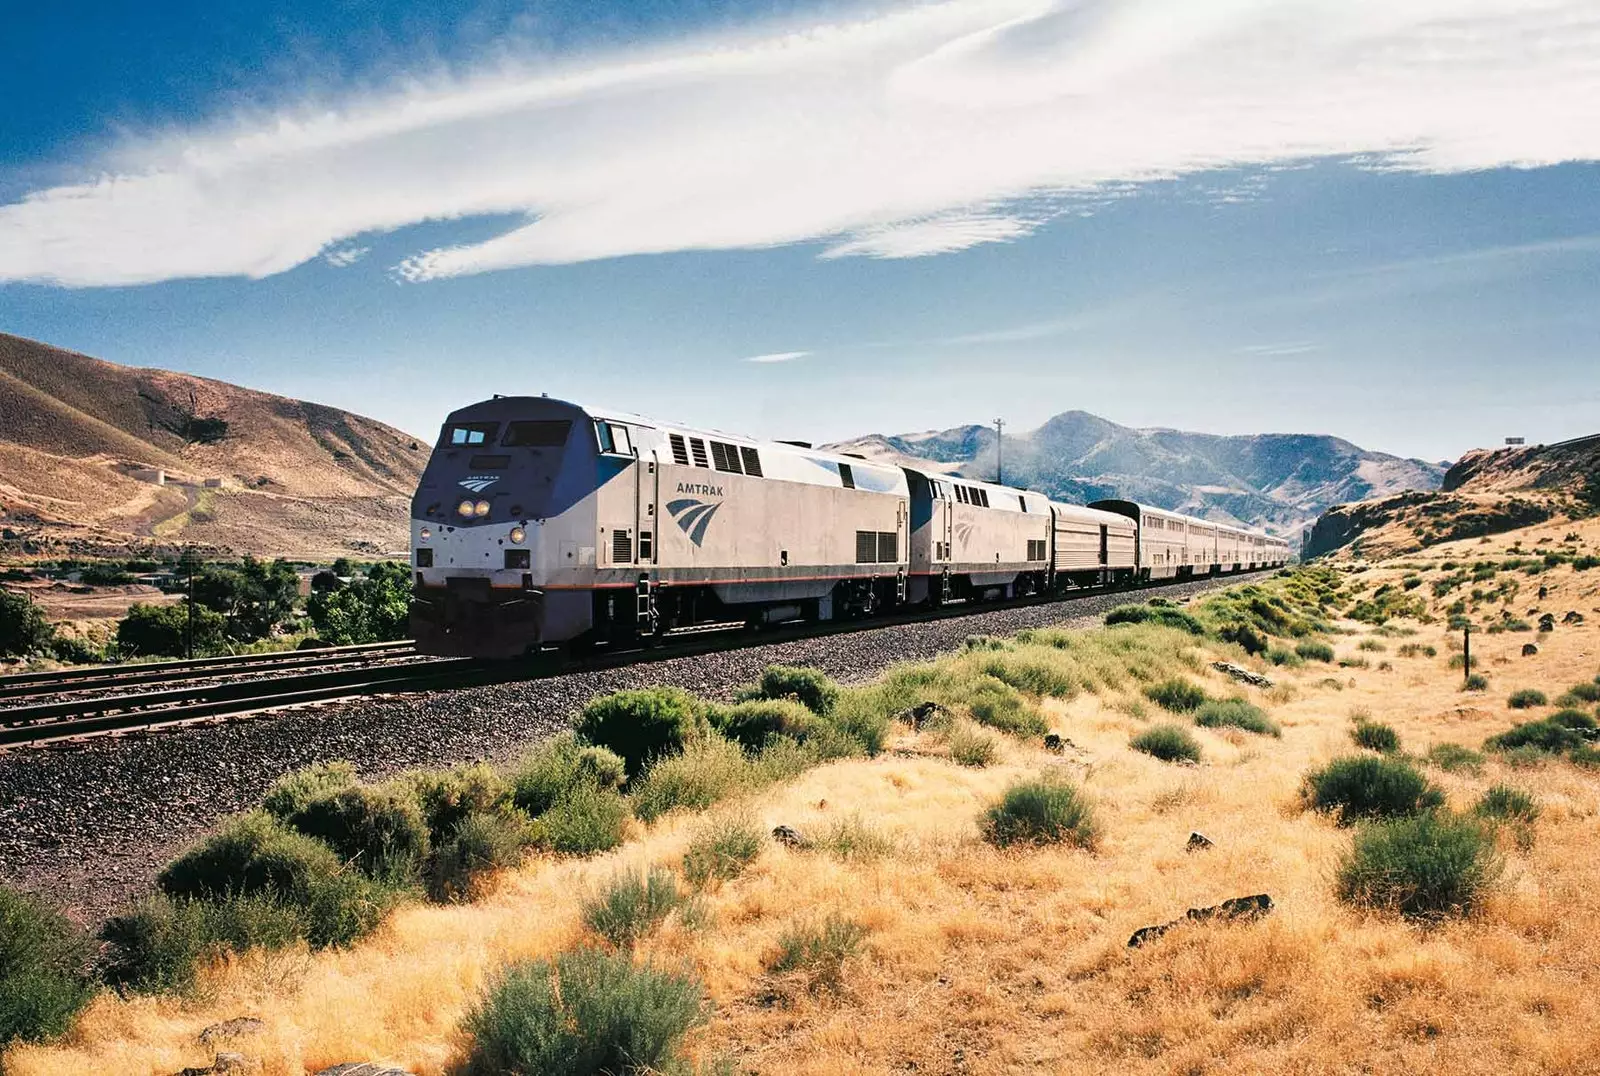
left=198, top=1017, right=264, bottom=1047
left=1522, top=643, right=1539, bottom=656
left=771, top=825, right=810, bottom=849
left=1212, top=661, right=1273, bottom=689
left=1186, top=831, right=1214, bottom=852
left=313, top=1065, right=417, bottom=1076
left=898, top=701, right=949, bottom=729
left=1538, top=613, right=1556, bottom=632
left=1127, top=893, right=1274, bottom=948
left=1564, top=611, right=1585, bottom=625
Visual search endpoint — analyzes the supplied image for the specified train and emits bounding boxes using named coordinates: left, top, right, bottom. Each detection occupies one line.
left=408, top=396, right=1291, bottom=658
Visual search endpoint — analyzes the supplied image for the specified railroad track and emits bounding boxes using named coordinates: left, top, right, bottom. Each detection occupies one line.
left=0, top=570, right=1270, bottom=748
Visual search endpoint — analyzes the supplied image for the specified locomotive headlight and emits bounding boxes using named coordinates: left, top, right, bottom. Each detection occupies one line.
left=473, top=500, right=491, bottom=518
left=419, top=526, right=432, bottom=540
left=509, top=526, right=526, bottom=544
left=457, top=499, right=475, bottom=518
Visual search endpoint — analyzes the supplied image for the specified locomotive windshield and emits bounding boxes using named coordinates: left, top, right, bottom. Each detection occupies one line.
left=444, top=422, right=498, bottom=446
left=503, top=420, right=571, bottom=447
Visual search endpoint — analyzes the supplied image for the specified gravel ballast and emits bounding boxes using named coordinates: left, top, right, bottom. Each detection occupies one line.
left=0, top=577, right=1240, bottom=923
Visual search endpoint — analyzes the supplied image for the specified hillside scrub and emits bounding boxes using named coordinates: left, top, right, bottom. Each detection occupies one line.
left=575, top=687, right=713, bottom=780
left=1194, top=697, right=1281, bottom=736
left=582, top=868, right=691, bottom=948
left=1336, top=813, right=1502, bottom=919
left=1351, top=719, right=1402, bottom=754
left=1144, top=677, right=1207, bottom=713
left=1507, top=689, right=1548, bottom=710
left=768, top=914, right=869, bottom=992
left=462, top=949, right=707, bottom=1076
left=982, top=775, right=1099, bottom=849
left=681, top=816, right=763, bottom=889
left=1301, top=756, right=1444, bottom=825
left=1130, top=723, right=1203, bottom=764
left=0, top=886, right=94, bottom=1045
left=733, top=664, right=840, bottom=716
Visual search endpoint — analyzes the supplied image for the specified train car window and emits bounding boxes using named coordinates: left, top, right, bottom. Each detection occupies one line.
left=669, top=434, right=691, bottom=465
left=839, top=463, right=856, bottom=489
left=595, top=422, right=633, bottom=456
left=740, top=446, right=763, bottom=477
left=502, top=420, right=571, bottom=447
left=710, top=441, right=744, bottom=474
left=445, top=422, right=498, bottom=446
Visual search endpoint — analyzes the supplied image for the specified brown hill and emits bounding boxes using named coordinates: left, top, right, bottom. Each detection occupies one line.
left=0, top=333, right=428, bottom=560
left=1304, top=433, right=1600, bottom=559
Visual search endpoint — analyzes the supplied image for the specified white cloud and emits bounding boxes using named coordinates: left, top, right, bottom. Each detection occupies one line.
left=3, top=0, right=1599, bottom=287
left=743, top=350, right=810, bottom=364
left=322, top=245, right=369, bottom=267
left=1241, top=341, right=1319, bottom=357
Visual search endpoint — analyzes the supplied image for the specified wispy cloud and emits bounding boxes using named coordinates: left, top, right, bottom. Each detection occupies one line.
left=743, top=350, right=810, bottom=364
left=1240, top=341, right=1320, bottom=356
left=3, top=0, right=1599, bottom=287
left=322, top=245, right=369, bottom=268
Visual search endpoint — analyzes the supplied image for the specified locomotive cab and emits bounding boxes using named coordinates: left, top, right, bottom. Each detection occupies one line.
left=410, top=396, right=600, bottom=657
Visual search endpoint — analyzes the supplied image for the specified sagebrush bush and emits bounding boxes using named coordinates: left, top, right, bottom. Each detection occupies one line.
left=1216, top=619, right=1269, bottom=656
left=1463, top=673, right=1490, bottom=692
left=1551, top=708, right=1599, bottom=731
left=631, top=735, right=754, bottom=822
left=734, top=664, right=840, bottom=716
left=1475, top=784, right=1540, bottom=824
left=403, top=763, right=512, bottom=841
left=970, top=650, right=1078, bottom=699
left=427, top=811, right=531, bottom=903
left=261, top=761, right=358, bottom=820
left=1295, top=640, right=1336, bottom=663
left=682, top=816, right=763, bottom=888
left=463, top=948, right=707, bottom=1076
left=1301, top=755, right=1444, bottom=825
left=274, top=783, right=432, bottom=882
left=1194, top=697, right=1281, bottom=736
left=575, top=686, right=711, bottom=779
left=99, top=893, right=306, bottom=994
left=0, top=885, right=94, bottom=1044
left=711, top=698, right=818, bottom=751
left=1351, top=720, right=1402, bottom=754
left=813, top=815, right=896, bottom=862
left=511, top=734, right=627, bottom=817
left=1425, top=743, right=1485, bottom=774
left=1144, top=677, right=1207, bottom=713
left=982, top=776, right=1098, bottom=849
left=1130, top=723, right=1202, bottom=764
left=1335, top=813, right=1502, bottom=919
left=768, top=914, right=868, bottom=991
left=1566, top=682, right=1600, bottom=703
left=158, top=812, right=346, bottom=903
left=531, top=783, right=629, bottom=856
left=1104, top=603, right=1206, bottom=635
left=946, top=721, right=999, bottom=767
left=1266, top=646, right=1304, bottom=668
left=1508, top=688, right=1548, bottom=709
left=1485, top=719, right=1586, bottom=754
left=582, top=868, right=689, bottom=948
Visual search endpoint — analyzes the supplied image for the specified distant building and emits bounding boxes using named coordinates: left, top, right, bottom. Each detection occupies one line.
left=202, top=477, right=225, bottom=488
left=1505, top=437, right=1525, bottom=446
left=130, top=467, right=165, bottom=485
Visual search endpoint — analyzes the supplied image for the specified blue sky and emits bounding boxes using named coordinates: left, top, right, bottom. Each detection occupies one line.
left=2, top=0, right=1598, bottom=463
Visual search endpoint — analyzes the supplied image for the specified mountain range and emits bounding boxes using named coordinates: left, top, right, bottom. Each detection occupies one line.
left=0, top=333, right=425, bottom=560
left=826, top=411, right=1449, bottom=540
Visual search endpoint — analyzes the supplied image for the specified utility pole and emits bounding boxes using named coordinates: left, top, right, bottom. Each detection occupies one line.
left=183, top=545, right=196, bottom=659
left=1462, top=623, right=1471, bottom=687
left=994, top=418, right=1006, bottom=485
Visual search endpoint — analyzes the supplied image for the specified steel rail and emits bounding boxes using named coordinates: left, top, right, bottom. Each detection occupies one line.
left=0, top=640, right=415, bottom=690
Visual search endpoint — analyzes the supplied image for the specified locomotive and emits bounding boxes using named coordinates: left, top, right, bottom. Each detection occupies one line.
left=409, top=396, right=1291, bottom=658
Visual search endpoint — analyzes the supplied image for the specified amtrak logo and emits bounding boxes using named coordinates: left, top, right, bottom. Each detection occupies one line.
left=458, top=476, right=498, bottom=493
left=954, top=521, right=974, bottom=546
left=667, top=498, right=721, bottom=547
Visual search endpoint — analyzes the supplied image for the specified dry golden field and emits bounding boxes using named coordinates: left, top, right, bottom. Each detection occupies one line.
left=10, top=519, right=1600, bottom=1076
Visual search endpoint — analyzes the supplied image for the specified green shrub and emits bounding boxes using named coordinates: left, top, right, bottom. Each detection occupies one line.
left=158, top=812, right=346, bottom=902
left=818, top=692, right=893, bottom=755
left=462, top=948, right=707, bottom=1076
left=1508, top=689, right=1548, bottom=710
left=1486, top=719, right=1586, bottom=754
left=1143, top=677, right=1207, bottom=714
left=261, top=761, right=358, bottom=820
left=1561, top=681, right=1600, bottom=704
left=427, top=811, right=531, bottom=903
left=532, top=784, right=629, bottom=856
left=1357, top=638, right=1387, bottom=652
left=1397, top=643, right=1438, bottom=659
left=682, top=816, right=763, bottom=888
left=1474, top=784, right=1540, bottom=824
left=1300, top=756, right=1444, bottom=825
left=116, top=600, right=226, bottom=658
left=812, top=815, right=896, bottom=862
left=1425, top=743, right=1485, bottom=774
left=1266, top=646, right=1304, bottom=668
left=0, top=886, right=94, bottom=1044
left=734, top=665, right=840, bottom=716
left=712, top=698, right=818, bottom=751
left=971, top=651, right=1078, bottom=699
left=1194, top=697, right=1281, bottom=737
left=403, top=763, right=513, bottom=842
left=1295, top=640, right=1336, bottom=663
left=1335, top=813, right=1502, bottom=919
left=1463, top=673, right=1490, bottom=692
left=575, top=687, right=712, bottom=780
left=1570, top=745, right=1600, bottom=768
left=1216, top=620, right=1269, bottom=656
left=99, top=893, right=306, bottom=994
left=1105, top=603, right=1207, bottom=635
left=963, top=634, right=1010, bottom=651
left=1351, top=720, right=1401, bottom=754
left=631, top=735, right=755, bottom=823
left=1130, top=723, right=1202, bottom=764
left=768, top=914, right=868, bottom=991
left=275, top=784, right=431, bottom=882
left=512, top=736, right=628, bottom=818
left=0, top=590, right=56, bottom=658
left=946, top=722, right=999, bottom=767
left=981, top=776, right=1098, bottom=849
left=1550, top=708, right=1599, bottom=731
left=962, top=675, right=1045, bottom=736
left=582, top=868, right=689, bottom=948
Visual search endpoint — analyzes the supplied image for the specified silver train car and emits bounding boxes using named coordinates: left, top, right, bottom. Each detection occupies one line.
left=410, top=397, right=1290, bottom=657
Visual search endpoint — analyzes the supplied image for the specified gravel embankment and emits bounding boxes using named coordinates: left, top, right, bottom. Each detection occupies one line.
left=0, top=578, right=1236, bottom=924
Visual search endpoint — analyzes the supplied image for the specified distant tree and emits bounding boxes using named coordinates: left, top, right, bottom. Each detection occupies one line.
left=307, top=561, right=410, bottom=645
left=310, top=570, right=341, bottom=593
left=0, top=590, right=55, bottom=657
left=331, top=557, right=358, bottom=579
left=192, top=556, right=300, bottom=642
left=116, top=601, right=226, bottom=658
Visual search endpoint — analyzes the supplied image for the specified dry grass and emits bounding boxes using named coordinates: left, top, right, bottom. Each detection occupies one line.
left=12, top=527, right=1600, bottom=1076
